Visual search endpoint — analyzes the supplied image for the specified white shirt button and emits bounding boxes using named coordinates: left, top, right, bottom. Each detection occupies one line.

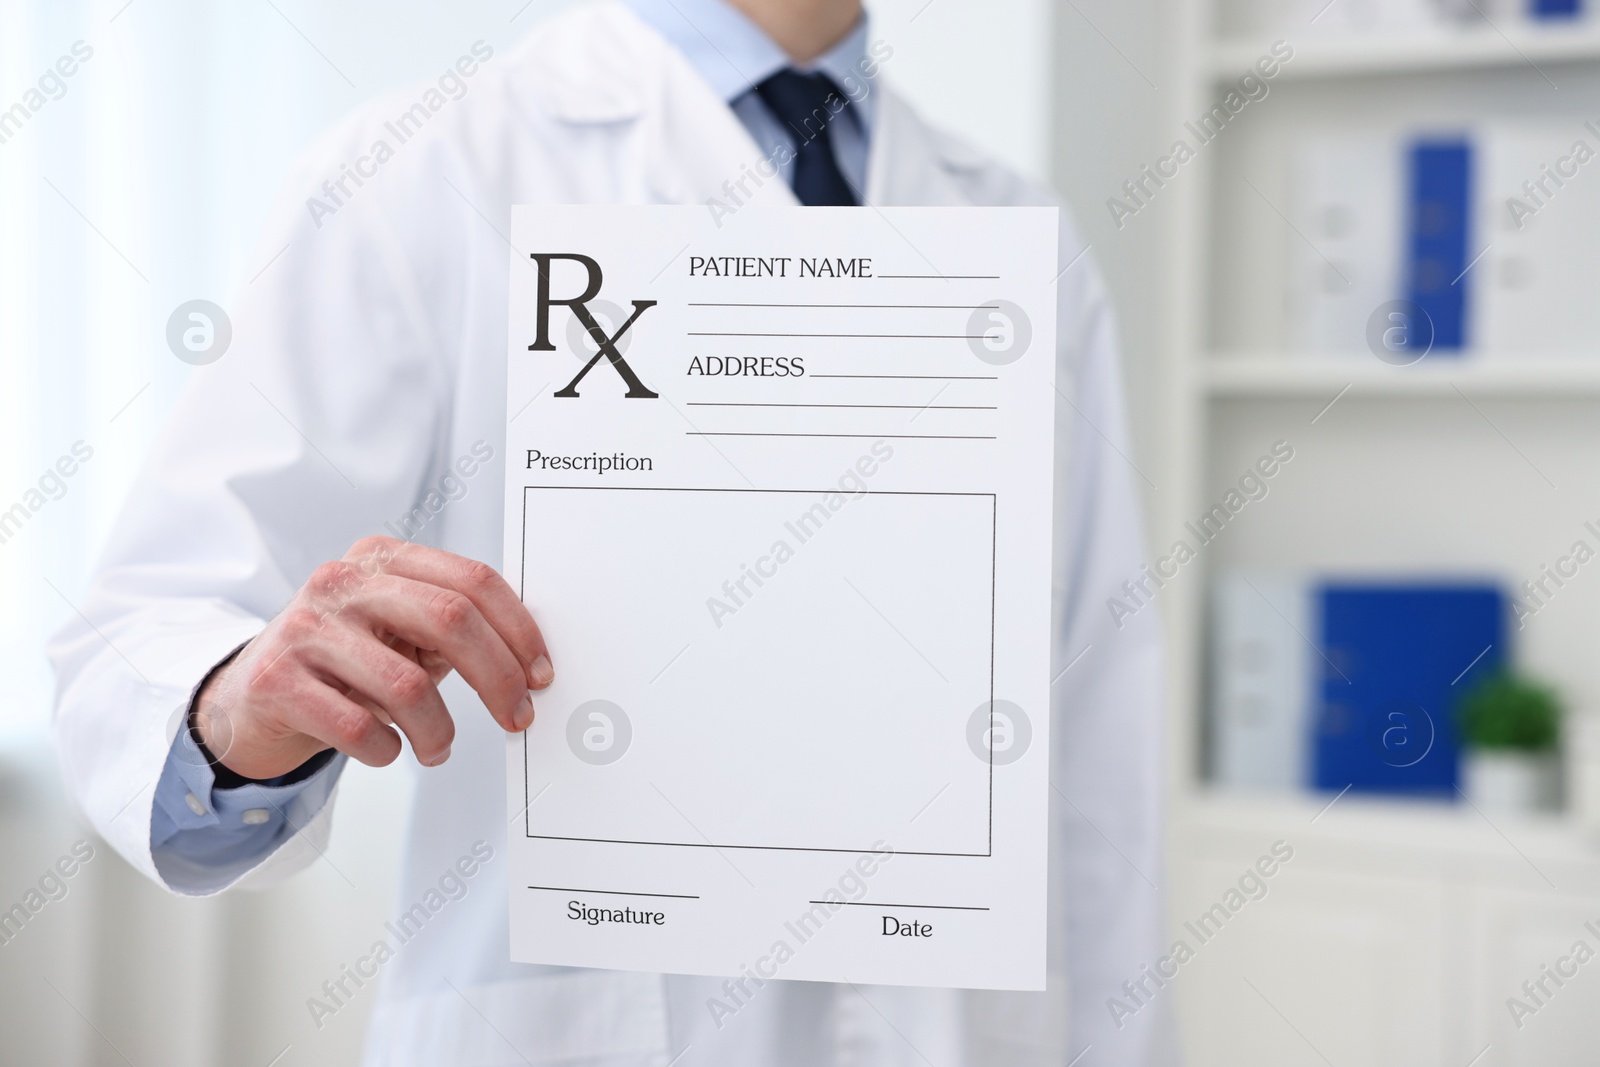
left=184, top=792, right=207, bottom=816
left=241, top=809, right=271, bottom=826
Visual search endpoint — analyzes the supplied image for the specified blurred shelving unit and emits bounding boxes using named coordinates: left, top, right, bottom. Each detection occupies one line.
left=1210, top=25, right=1600, bottom=78
left=1203, top=355, right=1600, bottom=394
left=1162, top=3, right=1600, bottom=1065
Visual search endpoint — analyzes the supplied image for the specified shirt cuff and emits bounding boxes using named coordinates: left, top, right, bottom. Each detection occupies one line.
left=151, top=709, right=347, bottom=893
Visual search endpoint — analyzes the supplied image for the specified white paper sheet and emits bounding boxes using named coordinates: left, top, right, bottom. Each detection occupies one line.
left=503, top=205, right=1058, bottom=991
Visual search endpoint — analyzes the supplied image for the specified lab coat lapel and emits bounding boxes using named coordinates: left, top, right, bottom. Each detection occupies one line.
left=519, top=1, right=798, bottom=209
left=620, top=3, right=800, bottom=208
left=867, top=88, right=978, bottom=208
left=637, top=51, right=801, bottom=209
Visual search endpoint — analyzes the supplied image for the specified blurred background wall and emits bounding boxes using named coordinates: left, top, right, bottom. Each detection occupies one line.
left=8, top=0, right=1600, bottom=1064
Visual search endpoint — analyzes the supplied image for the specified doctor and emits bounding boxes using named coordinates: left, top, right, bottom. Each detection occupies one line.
left=49, top=0, right=1167, bottom=1063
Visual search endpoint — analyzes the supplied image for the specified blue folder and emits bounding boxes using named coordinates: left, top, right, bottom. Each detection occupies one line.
left=1404, top=140, right=1473, bottom=353
left=1531, top=0, right=1582, bottom=18
left=1313, top=583, right=1505, bottom=796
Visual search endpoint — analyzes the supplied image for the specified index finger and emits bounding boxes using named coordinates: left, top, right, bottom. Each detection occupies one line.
left=343, top=537, right=553, bottom=688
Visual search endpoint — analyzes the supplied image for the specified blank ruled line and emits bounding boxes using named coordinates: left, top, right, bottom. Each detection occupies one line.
left=687, top=332, right=990, bottom=339
left=809, top=900, right=990, bottom=911
left=811, top=374, right=998, bottom=380
left=685, top=402, right=997, bottom=410
left=528, top=885, right=700, bottom=900
left=877, top=274, right=999, bottom=279
left=687, top=302, right=998, bottom=309
left=686, top=432, right=996, bottom=440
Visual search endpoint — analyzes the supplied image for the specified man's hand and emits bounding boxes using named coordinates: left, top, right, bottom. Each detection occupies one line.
left=192, top=537, right=553, bottom=780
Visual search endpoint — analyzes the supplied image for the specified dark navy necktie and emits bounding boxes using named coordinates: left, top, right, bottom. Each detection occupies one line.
left=754, top=69, right=859, bottom=207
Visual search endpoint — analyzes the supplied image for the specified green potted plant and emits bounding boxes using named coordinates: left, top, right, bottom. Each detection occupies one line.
left=1457, top=672, right=1562, bottom=814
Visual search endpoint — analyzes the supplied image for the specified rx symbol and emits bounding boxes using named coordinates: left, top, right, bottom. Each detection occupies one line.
left=528, top=252, right=658, bottom=398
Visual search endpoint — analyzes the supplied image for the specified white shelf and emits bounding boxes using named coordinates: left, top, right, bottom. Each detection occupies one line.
left=1175, top=789, right=1600, bottom=870
left=1209, top=25, right=1600, bottom=80
left=1202, top=355, right=1600, bottom=396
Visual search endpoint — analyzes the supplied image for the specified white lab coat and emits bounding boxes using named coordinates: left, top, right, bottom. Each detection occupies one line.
left=49, top=4, right=1167, bottom=1065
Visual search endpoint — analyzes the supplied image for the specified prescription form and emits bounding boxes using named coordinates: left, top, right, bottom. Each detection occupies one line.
left=502, top=206, right=1059, bottom=990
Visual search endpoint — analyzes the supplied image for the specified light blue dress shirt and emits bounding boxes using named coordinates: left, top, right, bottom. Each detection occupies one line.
left=151, top=0, right=879, bottom=873
left=151, top=652, right=348, bottom=879
left=622, top=0, right=876, bottom=194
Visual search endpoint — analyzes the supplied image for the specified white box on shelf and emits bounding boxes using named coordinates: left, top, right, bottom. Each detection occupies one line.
left=1288, top=132, right=1403, bottom=354
left=1235, top=0, right=1533, bottom=36
left=1474, top=121, right=1600, bottom=353
left=1209, top=571, right=1312, bottom=791
left=1236, top=0, right=1469, bottom=35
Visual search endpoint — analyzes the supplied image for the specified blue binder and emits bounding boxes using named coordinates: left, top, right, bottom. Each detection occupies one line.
left=1531, top=0, right=1582, bottom=18
left=1313, top=583, right=1505, bottom=796
left=1404, top=140, right=1473, bottom=352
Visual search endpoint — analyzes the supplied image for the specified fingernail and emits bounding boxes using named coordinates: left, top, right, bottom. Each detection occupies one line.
left=426, top=746, right=451, bottom=767
left=529, top=654, right=554, bottom=688
left=515, top=692, right=536, bottom=732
